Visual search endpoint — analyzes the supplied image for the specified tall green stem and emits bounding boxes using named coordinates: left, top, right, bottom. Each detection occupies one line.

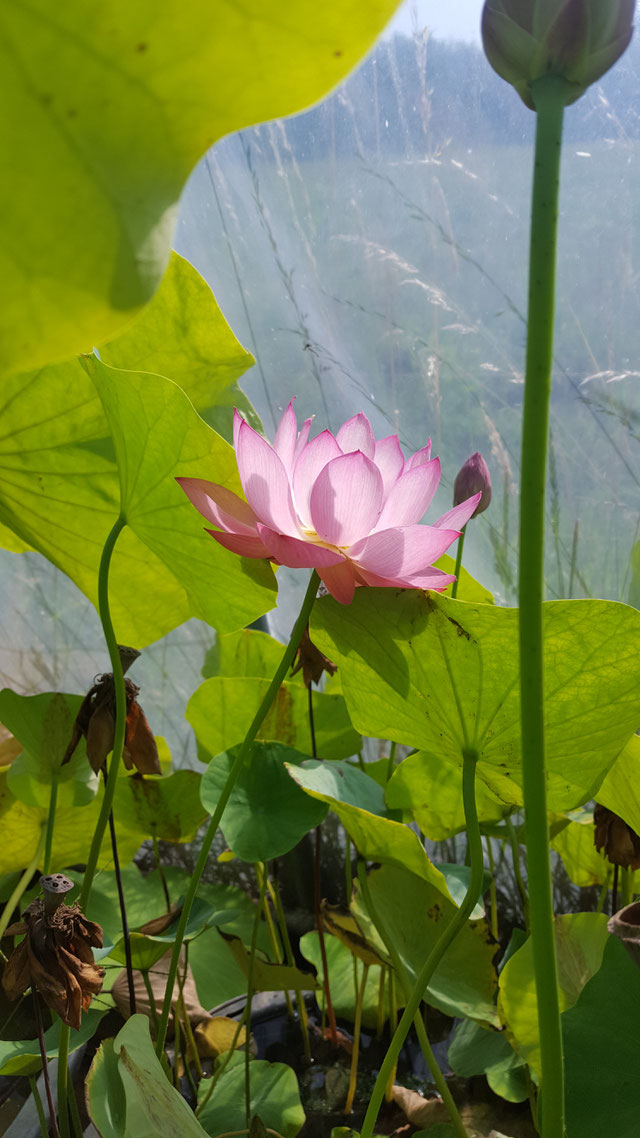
left=79, top=514, right=128, bottom=908
left=451, top=524, right=466, bottom=599
left=58, top=514, right=127, bottom=1136
left=360, top=749, right=482, bottom=1138
left=43, top=779, right=58, bottom=876
left=155, top=570, right=320, bottom=1056
left=518, top=76, right=566, bottom=1138
left=357, top=862, right=469, bottom=1138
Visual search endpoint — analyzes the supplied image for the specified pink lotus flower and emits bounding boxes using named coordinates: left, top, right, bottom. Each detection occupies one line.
left=177, top=403, right=481, bottom=605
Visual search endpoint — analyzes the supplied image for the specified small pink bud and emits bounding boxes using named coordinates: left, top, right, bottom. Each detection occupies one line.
left=453, top=453, right=492, bottom=518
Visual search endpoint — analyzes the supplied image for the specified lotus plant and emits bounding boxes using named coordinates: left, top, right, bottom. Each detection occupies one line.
left=178, top=403, right=481, bottom=603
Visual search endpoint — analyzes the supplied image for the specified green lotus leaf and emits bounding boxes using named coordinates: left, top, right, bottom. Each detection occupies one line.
left=312, top=590, right=640, bottom=810
left=188, top=677, right=360, bottom=762
left=498, top=912, right=609, bottom=1076
left=197, top=1056, right=305, bottom=1138
left=1, top=0, right=401, bottom=377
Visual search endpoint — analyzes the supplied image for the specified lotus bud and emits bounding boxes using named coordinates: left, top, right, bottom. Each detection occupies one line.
left=481, top=0, right=634, bottom=110
left=453, top=453, right=492, bottom=519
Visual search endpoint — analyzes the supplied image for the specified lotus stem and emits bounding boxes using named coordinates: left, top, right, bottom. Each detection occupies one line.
left=245, top=868, right=268, bottom=1129
left=33, top=993, right=60, bottom=1138
left=518, top=75, right=566, bottom=1138
left=451, top=524, right=466, bottom=599
left=155, top=570, right=321, bottom=1057
left=28, top=1074, right=49, bottom=1138
left=42, top=778, right=58, bottom=876
left=105, top=771, right=136, bottom=1014
left=267, top=873, right=311, bottom=1063
left=360, top=748, right=482, bottom=1138
left=357, top=861, right=469, bottom=1138
left=345, top=959, right=369, bottom=1113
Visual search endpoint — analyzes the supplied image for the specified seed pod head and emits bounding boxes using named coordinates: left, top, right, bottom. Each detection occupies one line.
left=481, top=0, right=634, bottom=110
left=453, top=453, right=492, bottom=518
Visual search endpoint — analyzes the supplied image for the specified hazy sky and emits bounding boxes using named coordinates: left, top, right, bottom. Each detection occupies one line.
left=389, top=0, right=483, bottom=44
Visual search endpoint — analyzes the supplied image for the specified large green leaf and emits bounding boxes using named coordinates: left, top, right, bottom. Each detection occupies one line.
left=115, top=770, right=207, bottom=843
left=218, top=931, right=319, bottom=992
left=312, top=591, right=640, bottom=810
left=498, top=913, right=609, bottom=1076
left=564, top=936, right=640, bottom=1138
left=98, top=252, right=253, bottom=422
left=203, top=628, right=305, bottom=684
left=88, top=1015, right=208, bottom=1138
left=1, top=0, right=401, bottom=377
left=550, top=810, right=608, bottom=887
left=596, top=732, right=640, bottom=834
left=187, top=677, right=360, bottom=762
left=387, top=750, right=509, bottom=841
left=0, top=689, right=97, bottom=808
left=448, top=1019, right=528, bottom=1104
left=0, top=767, right=148, bottom=876
left=198, top=1056, right=305, bottom=1138
left=353, top=865, right=500, bottom=1025
left=287, top=760, right=454, bottom=900
left=0, top=354, right=275, bottom=645
left=200, top=742, right=328, bottom=862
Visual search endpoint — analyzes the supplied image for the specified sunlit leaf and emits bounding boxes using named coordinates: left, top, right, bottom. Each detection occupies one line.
left=436, top=554, right=495, bottom=604
left=203, top=628, right=305, bottom=685
left=188, top=677, right=360, bottom=762
left=387, top=750, right=509, bottom=841
left=0, top=768, right=145, bottom=875
left=200, top=742, right=328, bottom=862
left=596, top=733, right=640, bottom=835
left=498, top=913, right=609, bottom=1076
left=0, top=355, right=275, bottom=645
left=288, top=759, right=454, bottom=900
left=353, top=864, right=500, bottom=1025
left=99, top=252, right=254, bottom=423
left=312, top=590, right=640, bottom=810
left=0, top=689, right=97, bottom=808
left=1, top=0, right=401, bottom=376
left=550, top=809, right=609, bottom=887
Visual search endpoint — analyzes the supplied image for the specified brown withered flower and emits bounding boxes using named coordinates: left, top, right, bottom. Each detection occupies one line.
left=2, top=874, right=105, bottom=1030
left=291, top=626, right=337, bottom=689
left=62, top=645, right=160, bottom=776
left=593, top=803, right=640, bottom=870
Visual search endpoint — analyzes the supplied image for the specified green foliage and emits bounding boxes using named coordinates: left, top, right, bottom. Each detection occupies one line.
left=200, top=742, right=328, bottom=861
left=498, top=913, right=609, bottom=1076
left=312, top=590, right=640, bottom=810
left=188, top=677, right=360, bottom=761
left=387, top=750, right=509, bottom=841
left=0, top=1010, right=106, bottom=1077
left=0, top=689, right=97, bottom=808
left=449, top=1019, right=528, bottom=1103
left=299, top=931, right=389, bottom=1029
left=550, top=809, right=609, bottom=887
left=0, top=275, right=276, bottom=644
left=218, top=931, right=319, bottom=992
left=88, top=1015, right=208, bottom=1137
left=353, top=864, right=500, bottom=1025
left=115, top=770, right=207, bottom=844
left=596, top=732, right=640, bottom=834
left=287, top=759, right=454, bottom=899
left=1, top=0, right=400, bottom=377
left=197, top=1055, right=305, bottom=1138
left=564, top=936, right=640, bottom=1138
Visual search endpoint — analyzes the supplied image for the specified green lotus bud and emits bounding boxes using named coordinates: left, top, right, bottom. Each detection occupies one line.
left=482, top=0, right=634, bottom=110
